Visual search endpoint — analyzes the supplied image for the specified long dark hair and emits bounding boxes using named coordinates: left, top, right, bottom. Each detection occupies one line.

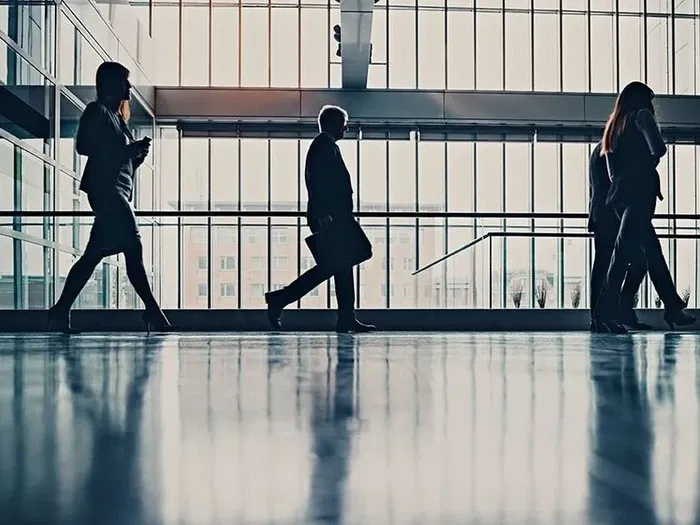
left=95, top=61, right=130, bottom=123
left=600, top=81, right=655, bottom=155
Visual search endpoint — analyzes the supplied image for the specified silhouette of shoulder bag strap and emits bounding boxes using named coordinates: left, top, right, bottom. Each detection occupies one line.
left=305, top=216, right=373, bottom=273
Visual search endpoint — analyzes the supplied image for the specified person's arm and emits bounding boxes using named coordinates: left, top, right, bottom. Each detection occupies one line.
left=635, top=108, right=667, bottom=159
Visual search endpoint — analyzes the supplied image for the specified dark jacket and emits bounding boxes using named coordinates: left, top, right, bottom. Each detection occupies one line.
left=588, top=142, right=617, bottom=233
left=604, top=109, right=664, bottom=213
left=304, top=132, right=354, bottom=222
left=76, top=101, right=144, bottom=201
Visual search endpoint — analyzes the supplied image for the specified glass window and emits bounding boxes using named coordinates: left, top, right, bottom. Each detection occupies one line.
left=389, top=9, right=416, bottom=88
left=0, top=236, right=14, bottom=308
left=300, top=7, right=329, bottom=88
left=418, top=9, right=445, bottom=89
left=271, top=8, right=299, bottom=87
left=476, top=11, right=503, bottom=90
left=211, top=138, right=240, bottom=210
left=590, top=14, right=616, bottom=92
left=240, top=139, right=269, bottom=205
left=618, top=15, right=643, bottom=91
left=534, top=142, right=559, bottom=213
left=534, top=12, right=559, bottom=91
left=369, top=8, right=388, bottom=88
left=220, top=283, right=235, bottom=297
left=270, top=140, right=298, bottom=210
left=447, top=142, right=475, bottom=212
left=389, top=140, right=415, bottom=211
left=198, top=256, right=207, bottom=270
left=674, top=17, right=696, bottom=95
left=181, top=6, right=209, bottom=85
left=59, top=14, right=76, bottom=85
left=447, top=10, right=475, bottom=89
left=211, top=6, right=240, bottom=86
left=505, top=11, right=531, bottom=91
left=647, top=17, right=670, bottom=94
left=475, top=142, right=503, bottom=214
left=198, top=283, right=207, bottom=296
left=153, top=4, right=180, bottom=84
left=418, top=141, right=445, bottom=212
left=241, top=7, right=270, bottom=86
left=562, top=14, right=588, bottom=92
left=359, top=140, right=387, bottom=211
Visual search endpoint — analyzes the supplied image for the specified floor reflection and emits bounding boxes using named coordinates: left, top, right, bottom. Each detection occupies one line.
left=0, top=332, right=699, bottom=525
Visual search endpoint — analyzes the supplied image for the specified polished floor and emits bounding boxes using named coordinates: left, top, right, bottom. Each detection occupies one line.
left=1, top=332, right=699, bottom=525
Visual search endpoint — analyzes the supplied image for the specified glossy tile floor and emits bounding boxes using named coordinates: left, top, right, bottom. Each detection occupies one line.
left=1, top=332, right=699, bottom=525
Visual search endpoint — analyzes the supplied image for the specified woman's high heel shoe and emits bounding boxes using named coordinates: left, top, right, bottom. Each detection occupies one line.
left=48, top=306, right=80, bottom=335
left=142, top=308, right=178, bottom=334
left=663, top=309, right=696, bottom=331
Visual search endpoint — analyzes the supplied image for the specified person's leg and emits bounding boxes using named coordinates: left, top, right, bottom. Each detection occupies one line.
left=123, top=241, right=159, bottom=310
left=264, top=265, right=331, bottom=329
left=591, top=230, right=615, bottom=322
left=617, top=248, right=651, bottom=328
left=333, top=266, right=375, bottom=333
left=53, top=249, right=103, bottom=312
left=333, top=265, right=355, bottom=322
left=642, top=224, right=685, bottom=313
left=595, top=205, right=646, bottom=330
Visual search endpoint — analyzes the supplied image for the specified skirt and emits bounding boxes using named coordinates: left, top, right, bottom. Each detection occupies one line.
left=85, top=191, right=142, bottom=256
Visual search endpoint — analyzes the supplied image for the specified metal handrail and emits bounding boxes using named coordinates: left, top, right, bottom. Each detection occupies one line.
left=412, top=230, right=700, bottom=276
left=2, top=210, right=700, bottom=219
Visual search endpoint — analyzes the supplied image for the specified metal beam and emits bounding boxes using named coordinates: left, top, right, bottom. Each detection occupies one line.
left=339, top=0, right=375, bottom=89
left=155, top=87, right=700, bottom=132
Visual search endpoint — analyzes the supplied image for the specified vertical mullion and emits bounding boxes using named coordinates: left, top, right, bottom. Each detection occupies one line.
left=267, top=138, right=272, bottom=294
left=326, top=0, right=331, bottom=87
left=237, top=135, right=242, bottom=309
left=297, top=0, right=301, bottom=88
left=177, top=128, right=183, bottom=309
left=501, top=140, right=506, bottom=309
left=238, top=0, right=242, bottom=87
left=472, top=142, right=477, bottom=307
left=178, top=0, right=183, bottom=86
left=530, top=134, right=536, bottom=309
left=207, top=138, right=212, bottom=310
left=443, top=140, right=448, bottom=308
left=670, top=0, right=675, bottom=94
left=558, top=0, right=563, bottom=91
left=443, top=0, right=448, bottom=90
left=530, top=0, right=535, bottom=90
left=296, top=137, right=302, bottom=308
left=385, top=1, right=390, bottom=87
left=501, top=0, right=505, bottom=91
left=587, top=0, right=592, bottom=92
left=413, top=132, right=419, bottom=306
left=558, top=141, right=564, bottom=308
left=268, top=0, right=272, bottom=87
left=415, top=0, right=419, bottom=89
left=385, top=137, right=390, bottom=309
left=356, top=130, right=362, bottom=308
left=615, top=0, right=620, bottom=92
left=643, top=0, right=648, bottom=84
left=208, top=0, right=213, bottom=86
left=473, top=2, right=477, bottom=88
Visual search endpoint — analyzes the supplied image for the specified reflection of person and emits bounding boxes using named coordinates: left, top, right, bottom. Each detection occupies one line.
left=264, top=105, right=375, bottom=333
left=48, top=62, right=173, bottom=334
left=588, top=141, right=649, bottom=331
left=587, top=336, right=659, bottom=525
left=306, top=335, right=356, bottom=522
left=593, top=81, right=694, bottom=333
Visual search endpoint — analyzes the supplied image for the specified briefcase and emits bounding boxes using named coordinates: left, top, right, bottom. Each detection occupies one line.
left=305, top=219, right=373, bottom=273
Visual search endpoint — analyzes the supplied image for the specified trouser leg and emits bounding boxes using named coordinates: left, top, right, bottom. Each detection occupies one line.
left=642, top=224, right=685, bottom=313
left=591, top=231, right=615, bottom=320
left=333, top=265, right=355, bottom=321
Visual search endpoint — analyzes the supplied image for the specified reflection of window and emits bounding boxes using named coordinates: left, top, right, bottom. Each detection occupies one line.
left=190, top=227, right=207, bottom=244
left=198, top=256, right=207, bottom=270
left=273, top=256, right=289, bottom=270
left=271, top=229, right=289, bottom=244
left=403, top=257, right=414, bottom=270
left=197, top=283, right=207, bottom=296
left=399, top=232, right=412, bottom=244
left=220, top=256, right=235, bottom=270
left=403, top=285, right=412, bottom=298
left=220, top=283, right=235, bottom=297
left=250, top=283, right=265, bottom=297
left=381, top=284, right=394, bottom=298
left=250, top=256, right=264, bottom=270
left=301, top=257, right=314, bottom=271
left=245, top=229, right=265, bottom=244
left=309, top=287, right=319, bottom=296
left=216, top=228, right=236, bottom=243
left=381, top=257, right=394, bottom=270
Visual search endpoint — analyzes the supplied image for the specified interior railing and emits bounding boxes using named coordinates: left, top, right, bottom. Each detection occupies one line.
left=1, top=211, right=699, bottom=310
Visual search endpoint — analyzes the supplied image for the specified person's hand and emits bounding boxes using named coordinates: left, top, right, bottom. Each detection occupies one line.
left=128, top=138, right=151, bottom=159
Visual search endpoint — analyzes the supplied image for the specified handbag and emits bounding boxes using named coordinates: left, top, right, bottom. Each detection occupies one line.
left=305, top=218, right=373, bottom=273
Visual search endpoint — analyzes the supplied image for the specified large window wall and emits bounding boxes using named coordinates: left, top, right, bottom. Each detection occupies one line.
left=153, top=0, right=700, bottom=93
left=155, top=132, right=700, bottom=310
left=0, top=0, right=157, bottom=310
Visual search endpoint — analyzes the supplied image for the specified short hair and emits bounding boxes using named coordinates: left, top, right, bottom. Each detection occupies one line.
left=317, top=105, right=348, bottom=132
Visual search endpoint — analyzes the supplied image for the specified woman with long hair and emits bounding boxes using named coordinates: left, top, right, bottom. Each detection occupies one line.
left=48, top=62, right=174, bottom=333
left=593, top=81, right=694, bottom=333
